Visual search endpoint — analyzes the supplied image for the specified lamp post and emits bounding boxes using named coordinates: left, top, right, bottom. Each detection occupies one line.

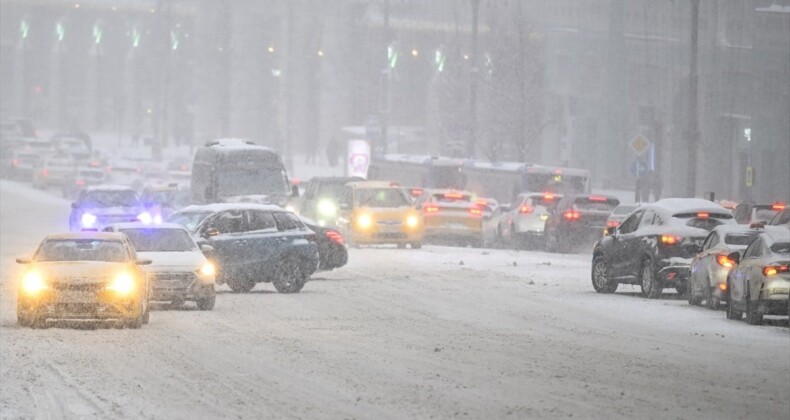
left=686, top=0, right=700, bottom=197
left=467, top=0, right=481, bottom=159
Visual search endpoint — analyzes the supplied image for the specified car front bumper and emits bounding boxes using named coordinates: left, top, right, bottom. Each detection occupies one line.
left=18, top=289, right=143, bottom=321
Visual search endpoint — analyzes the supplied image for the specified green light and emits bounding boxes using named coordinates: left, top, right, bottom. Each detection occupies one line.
left=388, top=45, right=398, bottom=69
left=132, top=29, right=141, bottom=48
left=170, top=31, right=179, bottom=50
left=20, top=21, right=29, bottom=39
left=435, top=50, right=446, bottom=72
left=93, top=25, right=102, bottom=44
left=56, top=22, right=65, bottom=41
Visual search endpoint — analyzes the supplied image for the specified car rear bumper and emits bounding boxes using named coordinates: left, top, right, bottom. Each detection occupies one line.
left=658, top=259, right=692, bottom=287
left=755, top=297, right=789, bottom=316
left=150, top=282, right=214, bottom=302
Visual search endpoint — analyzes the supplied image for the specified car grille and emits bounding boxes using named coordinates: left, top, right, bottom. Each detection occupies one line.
left=150, top=272, right=195, bottom=290
left=377, top=220, right=402, bottom=226
left=99, top=215, right=139, bottom=223
left=52, top=282, right=105, bottom=292
left=374, top=232, right=407, bottom=239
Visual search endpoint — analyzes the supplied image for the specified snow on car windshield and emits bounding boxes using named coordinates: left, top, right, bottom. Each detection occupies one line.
left=121, top=229, right=196, bottom=252
left=356, top=189, right=410, bottom=207
left=217, top=168, right=289, bottom=196
left=771, top=242, right=790, bottom=254
left=81, top=190, right=138, bottom=207
left=168, top=212, right=211, bottom=232
left=36, top=239, right=127, bottom=262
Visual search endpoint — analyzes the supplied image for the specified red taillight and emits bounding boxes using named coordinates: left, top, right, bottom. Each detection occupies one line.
left=520, top=205, right=534, bottom=214
left=444, top=192, right=463, bottom=199
left=772, top=202, right=786, bottom=211
left=325, top=230, right=344, bottom=245
left=588, top=196, right=607, bottom=202
left=75, top=179, right=85, bottom=186
left=90, top=160, right=99, bottom=167
left=606, top=220, right=620, bottom=228
left=470, top=207, right=482, bottom=217
left=291, top=178, right=301, bottom=186
left=563, top=210, right=580, bottom=220
left=697, top=212, right=709, bottom=219
left=543, top=193, right=556, bottom=201
left=105, top=166, right=112, bottom=173
left=763, top=265, right=789, bottom=276
left=716, top=255, right=735, bottom=268
left=11, top=159, right=19, bottom=167
left=180, top=164, right=188, bottom=171
left=424, top=205, right=440, bottom=214
left=475, top=199, right=488, bottom=207
left=660, top=234, right=682, bottom=245
left=41, top=168, right=49, bottom=177
left=410, top=188, right=424, bottom=197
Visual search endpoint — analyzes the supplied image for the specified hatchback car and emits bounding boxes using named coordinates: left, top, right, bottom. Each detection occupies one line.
left=62, top=167, right=108, bottom=199
left=726, top=229, right=790, bottom=325
left=732, top=201, right=785, bottom=225
left=298, top=176, right=365, bottom=226
left=16, top=232, right=151, bottom=328
left=689, top=225, right=788, bottom=309
left=104, top=223, right=216, bottom=310
left=168, top=203, right=319, bottom=293
left=69, top=186, right=145, bottom=231
left=591, top=199, right=735, bottom=298
left=497, top=192, right=563, bottom=249
left=545, top=194, right=620, bottom=253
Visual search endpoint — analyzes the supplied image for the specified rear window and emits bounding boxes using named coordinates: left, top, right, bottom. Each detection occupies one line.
left=753, top=208, right=779, bottom=222
left=81, top=190, right=139, bottom=207
left=432, top=192, right=473, bottom=204
left=724, top=233, right=759, bottom=246
left=686, top=218, right=724, bottom=231
left=770, top=242, right=790, bottom=254
left=573, top=196, right=619, bottom=211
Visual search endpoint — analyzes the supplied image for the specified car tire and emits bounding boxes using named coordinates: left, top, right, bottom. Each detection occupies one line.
left=142, top=307, right=150, bottom=324
left=591, top=255, right=618, bottom=293
left=227, top=277, right=256, bottom=293
left=196, top=294, right=216, bottom=311
left=640, top=259, right=662, bottom=299
left=126, top=315, right=143, bottom=329
left=272, top=257, right=307, bottom=294
left=687, top=281, right=701, bottom=305
left=726, top=280, right=743, bottom=320
left=745, top=296, right=763, bottom=326
left=705, top=286, right=721, bottom=310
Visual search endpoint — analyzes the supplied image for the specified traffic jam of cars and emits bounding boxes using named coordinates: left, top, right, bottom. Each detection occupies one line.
left=3, top=126, right=788, bottom=331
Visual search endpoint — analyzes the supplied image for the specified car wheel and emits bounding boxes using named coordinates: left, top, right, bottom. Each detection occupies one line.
left=591, top=255, right=617, bottom=293
left=126, top=315, right=143, bottom=329
left=674, top=283, right=687, bottom=298
left=272, top=257, right=307, bottom=294
left=411, top=242, right=422, bottom=249
left=640, top=259, right=662, bottom=299
left=687, top=280, right=700, bottom=305
left=196, top=294, right=216, bottom=311
left=726, top=280, right=743, bottom=320
left=227, top=277, right=256, bottom=293
left=705, top=285, right=721, bottom=310
left=142, top=307, right=150, bottom=324
left=745, top=296, right=763, bottom=326
left=17, top=311, right=30, bottom=328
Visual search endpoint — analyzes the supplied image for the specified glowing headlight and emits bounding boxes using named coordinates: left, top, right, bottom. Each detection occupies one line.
left=153, top=214, right=162, bottom=224
left=357, top=214, right=372, bottom=229
left=198, top=262, right=215, bottom=277
left=138, top=212, right=152, bottom=224
left=81, top=213, right=97, bottom=228
left=318, top=200, right=337, bottom=217
left=406, top=215, right=419, bottom=228
left=106, top=273, right=135, bottom=295
left=21, top=271, right=47, bottom=295
left=285, top=205, right=296, bottom=213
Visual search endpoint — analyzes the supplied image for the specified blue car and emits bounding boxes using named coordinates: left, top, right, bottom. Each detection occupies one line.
left=168, top=203, right=319, bottom=293
left=69, top=186, right=146, bottom=231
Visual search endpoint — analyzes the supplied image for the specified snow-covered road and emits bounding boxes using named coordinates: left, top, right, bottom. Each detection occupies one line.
left=1, top=180, right=788, bottom=419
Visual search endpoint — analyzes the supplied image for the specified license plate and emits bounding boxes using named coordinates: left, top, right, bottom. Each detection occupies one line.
left=378, top=225, right=399, bottom=233
left=57, top=290, right=96, bottom=303
left=445, top=222, right=466, bottom=229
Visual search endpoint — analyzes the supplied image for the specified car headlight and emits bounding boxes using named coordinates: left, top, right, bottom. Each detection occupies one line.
left=285, top=205, right=296, bottom=213
left=154, top=214, right=162, bottom=224
left=406, top=215, right=419, bottom=228
left=198, top=262, right=215, bottom=277
left=138, top=212, right=152, bottom=224
left=21, top=271, right=47, bottom=295
left=81, top=213, right=97, bottom=228
left=106, top=273, right=136, bottom=295
left=357, top=214, right=372, bottom=229
left=318, top=200, right=337, bottom=217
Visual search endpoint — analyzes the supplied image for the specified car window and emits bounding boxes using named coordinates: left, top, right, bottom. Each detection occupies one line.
left=121, top=228, right=197, bottom=252
left=639, top=210, right=655, bottom=227
left=702, top=232, right=719, bottom=250
left=724, top=233, right=759, bottom=246
left=743, top=237, right=763, bottom=259
left=274, top=212, right=298, bottom=231
left=618, top=210, right=644, bottom=234
left=770, top=242, right=790, bottom=254
left=209, top=210, right=246, bottom=234
left=247, top=210, right=277, bottom=232
left=36, top=239, right=128, bottom=262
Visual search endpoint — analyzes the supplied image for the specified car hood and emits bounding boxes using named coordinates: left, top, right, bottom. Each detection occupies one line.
left=136, top=251, right=206, bottom=271
left=354, top=206, right=417, bottom=220
left=221, top=194, right=289, bottom=206
left=32, top=261, right=131, bottom=282
left=82, top=206, right=141, bottom=216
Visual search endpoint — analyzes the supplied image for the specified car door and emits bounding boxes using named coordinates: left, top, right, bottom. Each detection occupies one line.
left=608, top=209, right=646, bottom=279
left=197, top=209, right=248, bottom=276
left=691, top=231, right=719, bottom=293
left=731, top=237, right=764, bottom=303
left=243, top=209, right=280, bottom=271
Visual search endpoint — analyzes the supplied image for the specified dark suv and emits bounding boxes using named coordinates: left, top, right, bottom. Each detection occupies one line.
left=168, top=203, right=319, bottom=293
left=544, top=194, right=620, bottom=252
left=591, top=198, right=735, bottom=298
left=298, top=176, right=364, bottom=227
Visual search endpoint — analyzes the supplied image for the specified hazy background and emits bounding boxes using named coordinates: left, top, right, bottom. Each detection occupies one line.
left=1, top=0, right=788, bottom=201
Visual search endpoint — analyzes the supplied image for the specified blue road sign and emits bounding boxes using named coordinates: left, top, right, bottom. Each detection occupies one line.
left=630, top=159, right=649, bottom=178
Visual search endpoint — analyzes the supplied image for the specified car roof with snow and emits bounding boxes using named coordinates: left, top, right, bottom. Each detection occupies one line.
left=710, top=224, right=788, bottom=237
left=179, top=203, right=285, bottom=213
left=650, top=198, right=730, bottom=216
left=106, top=222, right=189, bottom=231
left=203, top=138, right=276, bottom=152
left=45, top=232, right=126, bottom=241
left=85, top=185, right=136, bottom=192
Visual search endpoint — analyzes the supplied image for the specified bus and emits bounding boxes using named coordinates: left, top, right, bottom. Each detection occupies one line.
left=191, top=138, right=296, bottom=206
left=366, top=154, right=467, bottom=190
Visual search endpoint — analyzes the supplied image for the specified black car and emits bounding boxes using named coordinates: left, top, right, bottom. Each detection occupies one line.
left=544, top=194, right=620, bottom=252
left=591, top=198, right=735, bottom=298
left=299, top=216, right=348, bottom=271
left=168, top=203, right=319, bottom=293
left=298, top=176, right=364, bottom=227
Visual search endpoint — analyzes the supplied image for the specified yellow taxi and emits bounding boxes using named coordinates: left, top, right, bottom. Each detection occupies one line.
left=415, top=189, right=487, bottom=247
left=337, top=181, right=424, bottom=248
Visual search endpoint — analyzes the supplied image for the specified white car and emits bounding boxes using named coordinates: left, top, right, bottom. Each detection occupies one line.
left=497, top=192, right=563, bottom=249
left=103, top=222, right=216, bottom=310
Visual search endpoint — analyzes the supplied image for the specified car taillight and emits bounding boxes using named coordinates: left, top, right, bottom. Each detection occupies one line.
left=763, top=265, right=789, bottom=276
left=90, top=160, right=99, bottom=167
left=520, top=205, right=534, bottom=214
left=180, top=164, right=188, bottom=171
left=410, top=188, right=423, bottom=197
left=716, top=255, right=735, bottom=268
left=444, top=192, right=463, bottom=199
left=563, top=210, right=580, bottom=220
left=606, top=220, right=620, bottom=228
left=697, top=212, right=709, bottom=219
left=772, top=203, right=786, bottom=211
left=11, top=159, right=19, bottom=167
left=105, top=166, right=112, bottom=173
left=424, top=205, right=440, bottom=214
left=325, top=230, right=344, bottom=245
left=75, top=179, right=85, bottom=186
left=660, top=234, right=682, bottom=245
left=588, top=196, right=607, bottom=202
left=41, top=168, right=49, bottom=177
left=543, top=193, right=556, bottom=201
left=469, top=207, right=482, bottom=217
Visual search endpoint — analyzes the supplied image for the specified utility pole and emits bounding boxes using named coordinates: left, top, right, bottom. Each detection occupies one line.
left=686, top=0, right=700, bottom=197
left=467, top=0, right=481, bottom=158
left=380, top=0, right=391, bottom=155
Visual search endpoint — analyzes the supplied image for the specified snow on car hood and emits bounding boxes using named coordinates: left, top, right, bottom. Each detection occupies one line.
left=33, top=261, right=130, bottom=282
left=222, top=194, right=288, bottom=206
left=137, top=251, right=206, bottom=271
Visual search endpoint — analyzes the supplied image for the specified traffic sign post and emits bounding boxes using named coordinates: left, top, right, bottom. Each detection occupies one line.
left=629, top=135, right=651, bottom=157
left=630, top=159, right=650, bottom=178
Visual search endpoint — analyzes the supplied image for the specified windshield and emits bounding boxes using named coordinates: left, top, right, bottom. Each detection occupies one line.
left=36, top=239, right=128, bottom=262
left=724, top=233, right=759, bottom=246
left=142, top=190, right=191, bottom=207
left=613, top=205, right=638, bottom=215
left=316, top=183, right=349, bottom=200
left=121, top=228, right=196, bottom=252
left=356, top=188, right=410, bottom=208
left=217, top=168, right=289, bottom=196
left=168, top=212, right=211, bottom=232
left=80, top=190, right=139, bottom=207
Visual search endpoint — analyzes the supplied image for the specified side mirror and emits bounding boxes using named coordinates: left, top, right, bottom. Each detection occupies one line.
left=136, top=258, right=152, bottom=265
left=727, top=251, right=740, bottom=265
left=605, top=226, right=617, bottom=236
left=15, top=257, right=31, bottom=264
left=71, top=202, right=79, bottom=209
left=200, top=244, right=214, bottom=253
left=203, top=227, right=220, bottom=238
left=291, top=185, right=300, bottom=198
